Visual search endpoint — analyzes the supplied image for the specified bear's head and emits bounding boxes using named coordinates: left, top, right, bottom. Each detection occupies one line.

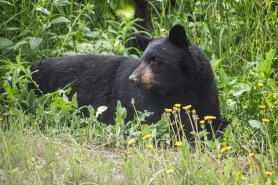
left=129, top=24, right=192, bottom=95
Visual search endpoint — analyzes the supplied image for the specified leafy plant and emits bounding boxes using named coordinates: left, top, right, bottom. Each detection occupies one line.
left=0, top=0, right=277, bottom=184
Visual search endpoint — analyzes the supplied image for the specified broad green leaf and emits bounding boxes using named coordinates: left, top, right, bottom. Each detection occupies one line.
left=261, top=49, right=276, bottom=77
left=231, top=83, right=250, bottom=97
left=12, top=39, right=29, bottom=50
left=210, top=55, right=223, bottom=71
left=265, top=49, right=276, bottom=63
left=248, top=120, right=262, bottom=129
left=116, top=101, right=127, bottom=116
left=96, top=106, right=107, bottom=118
left=102, top=41, right=112, bottom=50
left=223, top=126, right=231, bottom=144
left=62, top=94, right=69, bottom=103
left=54, top=0, right=71, bottom=6
left=50, top=16, right=70, bottom=24
left=141, top=124, right=151, bottom=135
left=35, top=7, right=50, bottom=15
left=218, top=67, right=230, bottom=85
left=87, top=105, right=95, bottom=117
left=0, top=37, right=13, bottom=48
left=256, top=49, right=276, bottom=79
left=226, top=99, right=236, bottom=109
left=95, top=40, right=102, bottom=50
left=29, top=37, right=43, bottom=51
left=256, top=53, right=264, bottom=68
left=79, top=24, right=91, bottom=34
left=3, top=80, right=14, bottom=100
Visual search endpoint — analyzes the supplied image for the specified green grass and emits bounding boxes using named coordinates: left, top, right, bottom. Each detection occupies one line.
left=0, top=0, right=277, bottom=184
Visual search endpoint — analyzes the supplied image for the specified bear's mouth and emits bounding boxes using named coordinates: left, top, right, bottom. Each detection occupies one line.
left=136, top=82, right=156, bottom=89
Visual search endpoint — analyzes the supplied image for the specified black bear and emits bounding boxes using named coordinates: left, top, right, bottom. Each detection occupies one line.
left=29, top=24, right=227, bottom=138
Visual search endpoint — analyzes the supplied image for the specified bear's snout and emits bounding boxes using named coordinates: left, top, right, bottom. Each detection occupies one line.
left=129, top=64, right=158, bottom=89
left=129, top=74, right=139, bottom=84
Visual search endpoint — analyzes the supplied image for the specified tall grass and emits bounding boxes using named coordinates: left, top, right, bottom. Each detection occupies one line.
left=0, top=0, right=277, bottom=184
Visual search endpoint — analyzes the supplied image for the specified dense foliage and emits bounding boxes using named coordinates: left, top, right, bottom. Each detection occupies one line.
left=0, top=0, right=277, bottom=184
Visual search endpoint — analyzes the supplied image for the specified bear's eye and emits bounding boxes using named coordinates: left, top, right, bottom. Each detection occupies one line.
left=150, top=59, right=158, bottom=65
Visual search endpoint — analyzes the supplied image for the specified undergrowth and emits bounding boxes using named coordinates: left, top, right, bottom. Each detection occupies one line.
left=0, top=0, right=277, bottom=184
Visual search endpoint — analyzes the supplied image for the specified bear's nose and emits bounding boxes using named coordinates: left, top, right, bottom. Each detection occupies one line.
left=129, top=75, right=139, bottom=83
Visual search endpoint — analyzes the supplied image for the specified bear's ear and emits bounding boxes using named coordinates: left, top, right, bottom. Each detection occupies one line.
left=169, top=24, right=190, bottom=48
left=135, top=33, right=152, bottom=51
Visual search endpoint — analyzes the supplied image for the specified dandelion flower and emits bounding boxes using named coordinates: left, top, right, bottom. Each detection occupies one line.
left=248, top=153, right=255, bottom=157
left=220, top=146, right=232, bottom=153
left=128, top=138, right=136, bottom=145
left=265, top=171, right=272, bottom=175
left=258, top=83, right=263, bottom=88
left=31, top=157, right=36, bottom=162
left=173, top=107, right=179, bottom=111
left=259, top=105, right=266, bottom=109
left=0, top=117, right=2, bottom=122
left=199, top=120, right=205, bottom=125
left=175, top=141, right=182, bottom=147
left=142, top=134, right=152, bottom=140
left=146, top=144, right=153, bottom=149
left=182, top=105, right=192, bottom=111
left=204, top=116, right=217, bottom=121
left=165, top=169, right=174, bottom=174
left=165, top=108, right=173, bottom=113
left=262, top=118, right=270, bottom=123
left=174, top=104, right=181, bottom=108
left=127, top=148, right=132, bottom=154
left=191, top=109, right=196, bottom=115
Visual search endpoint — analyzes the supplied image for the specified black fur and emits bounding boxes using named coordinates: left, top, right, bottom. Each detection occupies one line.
left=27, top=24, right=227, bottom=138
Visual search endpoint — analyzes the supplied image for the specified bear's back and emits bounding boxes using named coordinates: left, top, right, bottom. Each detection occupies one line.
left=31, top=55, right=138, bottom=95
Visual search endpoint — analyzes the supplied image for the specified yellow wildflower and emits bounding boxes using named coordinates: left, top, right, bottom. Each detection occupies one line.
left=248, top=153, right=255, bottom=157
left=0, top=117, right=2, bottom=122
left=204, top=116, right=217, bottom=121
left=199, top=120, right=205, bottom=125
left=165, top=108, right=173, bottom=113
left=142, top=134, right=152, bottom=140
left=262, top=118, right=270, bottom=123
left=175, top=141, right=182, bottom=147
left=192, top=109, right=196, bottom=115
left=182, top=105, right=192, bottom=111
left=174, top=104, right=181, bottom=108
left=127, top=147, right=132, bottom=154
left=31, top=157, right=36, bottom=162
left=258, top=83, right=263, bottom=88
left=220, top=146, right=232, bottom=153
left=265, top=171, right=272, bottom=175
left=146, top=144, right=153, bottom=149
left=165, top=169, right=174, bottom=174
left=173, top=107, right=179, bottom=111
left=128, top=138, right=136, bottom=145
left=259, top=105, right=266, bottom=109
